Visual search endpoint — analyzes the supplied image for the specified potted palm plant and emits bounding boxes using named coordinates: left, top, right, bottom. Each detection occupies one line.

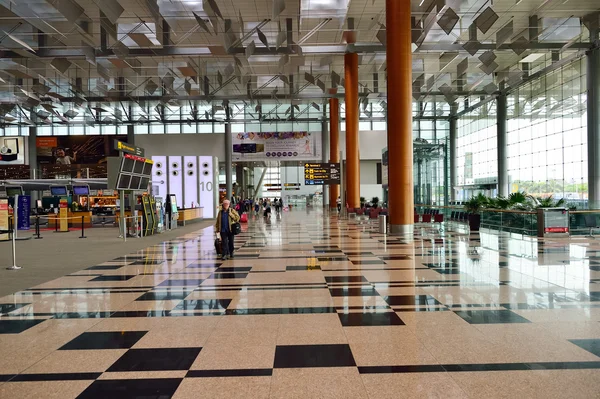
left=371, top=197, right=380, bottom=209
left=464, top=193, right=487, bottom=231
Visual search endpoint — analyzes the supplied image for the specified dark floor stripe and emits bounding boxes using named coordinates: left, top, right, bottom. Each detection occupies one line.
left=358, top=361, right=600, bottom=374
left=9, top=373, right=102, bottom=381
left=186, top=369, right=272, bottom=377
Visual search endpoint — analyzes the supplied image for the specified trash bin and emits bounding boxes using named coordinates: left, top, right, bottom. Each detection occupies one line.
left=378, top=214, right=387, bottom=234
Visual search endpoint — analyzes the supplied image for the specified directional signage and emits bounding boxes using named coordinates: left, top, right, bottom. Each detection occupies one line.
left=114, top=139, right=145, bottom=157
left=304, top=162, right=340, bottom=185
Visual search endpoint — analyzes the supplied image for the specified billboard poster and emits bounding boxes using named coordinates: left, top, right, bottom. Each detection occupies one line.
left=36, top=135, right=127, bottom=165
left=232, top=131, right=321, bottom=161
left=0, top=137, right=25, bottom=165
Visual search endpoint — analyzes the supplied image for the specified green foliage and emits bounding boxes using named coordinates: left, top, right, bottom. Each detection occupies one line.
left=464, top=191, right=567, bottom=213
left=371, top=197, right=379, bottom=205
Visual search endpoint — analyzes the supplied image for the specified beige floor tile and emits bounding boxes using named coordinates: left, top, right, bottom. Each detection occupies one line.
left=450, top=370, right=600, bottom=399
left=270, top=367, right=368, bottom=399
left=191, top=343, right=275, bottom=369
left=361, top=373, right=469, bottom=399
left=343, top=325, right=418, bottom=344
left=349, top=338, right=438, bottom=366
left=97, top=371, right=187, bottom=379
left=173, top=376, right=271, bottom=399
left=277, top=314, right=347, bottom=345
left=132, top=317, right=220, bottom=348
left=206, top=315, right=280, bottom=346
left=24, top=349, right=126, bottom=373
left=243, top=271, right=325, bottom=285
left=0, top=381, right=93, bottom=399
left=185, top=290, right=240, bottom=300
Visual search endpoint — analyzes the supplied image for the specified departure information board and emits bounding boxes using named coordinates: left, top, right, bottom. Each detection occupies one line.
left=304, top=163, right=340, bottom=185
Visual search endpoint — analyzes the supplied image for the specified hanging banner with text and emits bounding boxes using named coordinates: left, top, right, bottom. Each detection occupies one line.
left=232, top=132, right=322, bottom=161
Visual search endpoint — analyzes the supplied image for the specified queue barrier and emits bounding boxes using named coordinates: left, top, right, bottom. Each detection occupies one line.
left=28, top=214, right=142, bottom=241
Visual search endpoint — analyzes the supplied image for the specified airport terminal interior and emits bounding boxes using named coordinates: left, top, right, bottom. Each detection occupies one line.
left=1, top=0, right=600, bottom=397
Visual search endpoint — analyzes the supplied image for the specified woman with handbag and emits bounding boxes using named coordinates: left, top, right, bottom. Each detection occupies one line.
left=214, top=199, right=240, bottom=260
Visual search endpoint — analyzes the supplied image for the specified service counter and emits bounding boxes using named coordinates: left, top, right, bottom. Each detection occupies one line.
left=178, top=208, right=204, bottom=226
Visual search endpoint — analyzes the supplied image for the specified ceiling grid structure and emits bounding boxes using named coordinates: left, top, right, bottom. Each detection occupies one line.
left=0, top=0, right=596, bottom=126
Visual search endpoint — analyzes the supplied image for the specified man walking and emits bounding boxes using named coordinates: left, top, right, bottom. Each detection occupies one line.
left=214, top=199, right=240, bottom=260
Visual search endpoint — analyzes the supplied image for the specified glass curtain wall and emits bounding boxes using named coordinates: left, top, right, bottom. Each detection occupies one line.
left=456, top=101, right=498, bottom=200
left=506, top=58, right=587, bottom=206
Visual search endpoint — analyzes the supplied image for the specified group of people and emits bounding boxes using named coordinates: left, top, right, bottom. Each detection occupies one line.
left=215, top=197, right=285, bottom=260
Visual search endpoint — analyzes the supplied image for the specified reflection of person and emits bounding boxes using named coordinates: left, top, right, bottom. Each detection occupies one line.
left=55, top=148, right=77, bottom=165
left=303, top=140, right=311, bottom=154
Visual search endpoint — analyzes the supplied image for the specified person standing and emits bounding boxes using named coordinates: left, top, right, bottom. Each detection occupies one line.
left=337, top=196, right=342, bottom=213
left=214, top=199, right=240, bottom=260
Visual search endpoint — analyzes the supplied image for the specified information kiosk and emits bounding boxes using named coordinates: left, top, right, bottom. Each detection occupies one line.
left=166, top=194, right=179, bottom=230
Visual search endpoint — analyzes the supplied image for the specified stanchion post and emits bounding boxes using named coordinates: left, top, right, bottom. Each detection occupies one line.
left=7, top=215, right=22, bottom=270
left=35, top=215, right=42, bottom=239
left=79, top=215, right=86, bottom=239
left=54, top=215, right=58, bottom=232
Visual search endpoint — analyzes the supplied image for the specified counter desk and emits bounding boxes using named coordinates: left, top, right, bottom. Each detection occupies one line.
left=178, top=208, right=204, bottom=226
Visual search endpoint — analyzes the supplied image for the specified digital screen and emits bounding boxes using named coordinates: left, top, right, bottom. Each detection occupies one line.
left=133, top=160, right=144, bottom=174
left=122, top=157, right=135, bottom=173
left=36, top=199, right=42, bottom=209
left=140, top=177, right=149, bottom=189
left=142, top=162, right=153, bottom=176
left=170, top=195, right=178, bottom=213
left=117, top=174, right=131, bottom=190
left=6, top=186, right=22, bottom=197
left=50, top=186, right=68, bottom=196
left=130, top=175, right=141, bottom=190
left=233, top=143, right=259, bottom=153
left=72, top=185, right=89, bottom=195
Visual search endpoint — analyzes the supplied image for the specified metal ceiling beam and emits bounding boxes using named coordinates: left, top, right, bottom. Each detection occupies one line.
left=49, top=90, right=485, bottom=104
left=0, top=41, right=591, bottom=61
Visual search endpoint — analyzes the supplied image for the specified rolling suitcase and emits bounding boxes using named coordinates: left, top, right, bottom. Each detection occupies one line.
left=214, top=234, right=222, bottom=255
left=240, top=213, right=248, bottom=223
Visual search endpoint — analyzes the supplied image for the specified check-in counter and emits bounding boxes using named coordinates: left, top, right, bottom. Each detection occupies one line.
left=178, top=208, right=204, bottom=225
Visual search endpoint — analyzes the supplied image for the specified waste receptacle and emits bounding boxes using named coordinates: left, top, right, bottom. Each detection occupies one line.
left=378, top=214, right=387, bottom=234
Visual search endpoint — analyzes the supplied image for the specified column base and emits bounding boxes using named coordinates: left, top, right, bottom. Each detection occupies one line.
left=390, top=224, right=414, bottom=237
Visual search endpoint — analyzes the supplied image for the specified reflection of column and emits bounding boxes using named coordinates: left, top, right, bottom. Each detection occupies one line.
left=321, top=107, right=329, bottom=209
left=345, top=53, right=360, bottom=209
left=387, top=0, right=413, bottom=235
left=497, top=92, right=508, bottom=197
left=587, top=23, right=600, bottom=207
left=225, top=123, right=233, bottom=200
left=329, top=98, right=340, bottom=210
left=449, top=103, right=458, bottom=202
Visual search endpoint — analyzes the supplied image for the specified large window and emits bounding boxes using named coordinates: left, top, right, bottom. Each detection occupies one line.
left=507, top=58, right=587, bottom=205
left=456, top=102, right=498, bottom=199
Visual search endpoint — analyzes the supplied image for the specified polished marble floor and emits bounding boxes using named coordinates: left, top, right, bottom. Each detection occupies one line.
left=1, top=209, right=600, bottom=398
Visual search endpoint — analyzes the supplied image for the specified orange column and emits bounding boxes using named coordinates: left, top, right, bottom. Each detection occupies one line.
left=329, top=98, right=340, bottom=210
left=344, top=52, right=360, bottom=209
left=387, top=0, right=413, bottom=235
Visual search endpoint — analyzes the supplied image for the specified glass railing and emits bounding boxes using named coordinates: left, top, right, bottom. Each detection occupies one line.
left=569, top=211, right=600, bottom=236
left=415, top=205, right=537, bottom=235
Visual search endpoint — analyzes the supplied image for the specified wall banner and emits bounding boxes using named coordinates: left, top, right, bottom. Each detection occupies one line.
left=232, top=132, right=322, bottom=161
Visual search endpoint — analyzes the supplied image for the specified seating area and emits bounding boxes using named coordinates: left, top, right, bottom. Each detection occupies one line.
left=414, top=208, right=445, bottom=224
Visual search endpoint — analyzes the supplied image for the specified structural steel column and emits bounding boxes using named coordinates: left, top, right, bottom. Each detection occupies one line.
left=344, top=52, right=360, bottom=209
left=497, top=93, right=508, bottom=197
left=449, top=103, right=458, bottom=202
left=329, top=98, right=340, bottom=210
left=225, top=123, right=233, bottom=201
left=127, top=124, right=135, bottom=146
left=588, top=24, right=600, bottom=208
left=386, top=0, right=413, bottom=235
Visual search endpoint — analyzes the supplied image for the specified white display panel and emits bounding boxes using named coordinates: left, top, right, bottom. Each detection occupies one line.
left=199, top=156, right=216, bottom=218
left=183, top=156, right=198, bottom=208
left=167, top=156, right=183, bottom=209
left=151, top=156, right=167, bottom=200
